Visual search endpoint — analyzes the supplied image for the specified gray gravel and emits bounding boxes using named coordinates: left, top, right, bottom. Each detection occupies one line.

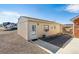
left=0, top=30, right=48, bottom=54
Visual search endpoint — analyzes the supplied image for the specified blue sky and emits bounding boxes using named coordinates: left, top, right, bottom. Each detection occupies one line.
left=0, top=4, right=79, bottom=24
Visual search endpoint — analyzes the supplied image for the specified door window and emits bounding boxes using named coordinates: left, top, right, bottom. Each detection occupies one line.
left=32, top=25, right=36, bottom=31
left=32, top=25, right=36, bottom=35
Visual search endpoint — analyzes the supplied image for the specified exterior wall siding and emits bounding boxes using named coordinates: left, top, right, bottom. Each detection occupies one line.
left=73, top=17, right=79, bottom=38
left=17, top=18, right=29, bottom=40
left=74, top=24, right=79, bottom=38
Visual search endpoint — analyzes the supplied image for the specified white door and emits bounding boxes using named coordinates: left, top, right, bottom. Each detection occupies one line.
left=30, top=24, right=37, bottom=39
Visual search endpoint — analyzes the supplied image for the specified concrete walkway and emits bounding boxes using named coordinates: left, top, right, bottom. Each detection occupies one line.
left=34, top=40, right=60, bottom=54
left=57, top=38, right=79, bottom=54
left=34, top=38, right=79, bottom=54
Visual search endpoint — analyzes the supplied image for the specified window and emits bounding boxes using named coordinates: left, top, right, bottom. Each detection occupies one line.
left=32, top=25, right=36, bottom=31
left=51, top=26, right=56, bottom=30
left=44, top=25, right=49, bottom=32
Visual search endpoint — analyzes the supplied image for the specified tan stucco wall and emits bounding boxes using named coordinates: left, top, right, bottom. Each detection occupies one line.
left=28, top=20, right=63, bottom=38
left=17, top=17, right=29, bottom=40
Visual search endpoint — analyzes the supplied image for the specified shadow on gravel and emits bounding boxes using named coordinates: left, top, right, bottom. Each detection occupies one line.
left=4, top=28, right=17, bottom=31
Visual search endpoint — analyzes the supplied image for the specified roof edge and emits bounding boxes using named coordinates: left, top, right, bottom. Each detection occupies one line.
left=20, top=16, right=62, bottom=25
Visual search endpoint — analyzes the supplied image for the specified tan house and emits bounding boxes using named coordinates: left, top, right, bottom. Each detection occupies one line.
left=17, top=16, right=63, bottom=41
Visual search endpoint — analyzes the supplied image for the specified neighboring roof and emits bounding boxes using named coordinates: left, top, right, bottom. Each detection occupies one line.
left=64, top=24, right=73, bottom=27
left=71, top=15, right=79, bottom=22
left=19, top=16, right=62, bottom=25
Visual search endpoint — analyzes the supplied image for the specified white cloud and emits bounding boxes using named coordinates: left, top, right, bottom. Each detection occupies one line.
left=0, top=11, right=21, bottom=24
left=0, top=11, right=20, bottom=16
left=66, top=4, right=79, bottom=13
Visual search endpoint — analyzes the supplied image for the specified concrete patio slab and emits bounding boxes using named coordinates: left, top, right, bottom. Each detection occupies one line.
left=57, top=38, right=79, bottom=54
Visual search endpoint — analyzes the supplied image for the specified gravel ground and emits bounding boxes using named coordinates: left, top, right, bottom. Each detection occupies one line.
left=0, top=30, right=48, bottom=54
left=41, top=34, right=72, bottom=47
